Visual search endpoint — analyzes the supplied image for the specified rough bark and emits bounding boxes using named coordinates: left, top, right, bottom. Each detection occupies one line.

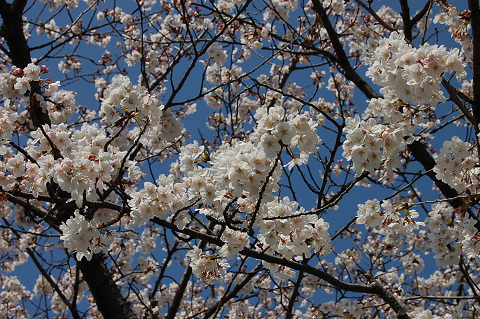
left=469, top=0, right=480, bottom=129
left=77, top=254, right=138, bottom=319
left=0, top=0, right=31, bottom=68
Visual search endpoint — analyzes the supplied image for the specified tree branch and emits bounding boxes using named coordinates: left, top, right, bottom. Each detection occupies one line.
left=151, top=216, right=410, bottom=319
left=310, top=0, right=380, bottom=100
left=0, top=0, right=51, bottom=127
left=202, top=263, right=262, bottom=319
left=312, top=0, right=477, bottom=231
left=469, top=0, right=480, bottom=149
left=0, top=3, right=140, bottom=317
left=77, top=253, right=138, bottom=319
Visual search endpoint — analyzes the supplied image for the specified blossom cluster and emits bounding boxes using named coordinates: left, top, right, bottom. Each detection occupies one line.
left=38, top=124, right=133, bottom=200
left=39, top=0, right=82, bottom=11
left=184, top=196, right=332, bottom=284
left=219, top=228, right=249, bottom=259
left=0, top=63, right=73, bottom=127
left=128, top=174, right=190, bottom=227
left=262, top=0, right=298, bottom=21
left=434, top=136, right=479, bottom=194
left=59, top=210, right=119, bottom=261
left=303, top=299, right=365, bottom=318
left=258, top=198, right=331, bottom=262
left=181, top=139, right=280, bottom=205
left=12, top=63, right=47, bottom=95
left=207, top=42, right=228, bottom=66
left=250, top=106, right=320, bottom=168
left=364, top=31, right=466, bottom=106
left=186, top=246, right=230, bottom=285
left=0, top=274, right=31, bottom=318
left=342, top=115, right=407, bottom=175
left=204, top=63, right=244, bottom=99
left=128, top=129, right=329, bottom=284
left=433, top=5, right=473, bottom=63
left=100, top=75, right=162, bottom=129
left=423, top=202, right=480, bottom=267
left=0, top=72, right=21, bottom=100
left=356, top=198, right=420, bottom=234
left=0, top=105, right=19, bottom=147
left=100, top=74, right=184, bottom=144
left=46, top=89, right=77, bottom=123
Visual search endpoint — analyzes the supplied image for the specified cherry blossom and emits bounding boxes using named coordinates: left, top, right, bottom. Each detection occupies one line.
left=0, top=1, right=479, bottom=318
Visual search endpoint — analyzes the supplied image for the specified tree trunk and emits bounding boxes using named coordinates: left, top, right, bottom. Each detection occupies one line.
left=0, top=1, right=137, bottom=318
left=77, top=254, right=138, bottom=319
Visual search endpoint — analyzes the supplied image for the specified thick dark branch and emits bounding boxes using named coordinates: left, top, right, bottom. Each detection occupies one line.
left=310, top=0, right=380, bottom=99
left=241, top=249, right=410, bottom=319
left=441, top=78, right=475, bottom=124
left=400, top=0, right=413, bottom=41
left=165, top=265, right=192, bottom=319
left=407, top=140, right=480, bottom=229
left=77, top=254, right=138, bottom=319
left=469, top=0, right=480, bottom=140
left=0, top=0, right=29, bottom=68
left=6, top=193, right=60, bottom=229
left=410, top=1, right=431, bottom=26
left=285, top=269, right=304, bottom=319
left=9, top=189, right=138, bottom=318
left=407, top=140, right=463, bottom=210
left=0, top=0, right=51, bottom=128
